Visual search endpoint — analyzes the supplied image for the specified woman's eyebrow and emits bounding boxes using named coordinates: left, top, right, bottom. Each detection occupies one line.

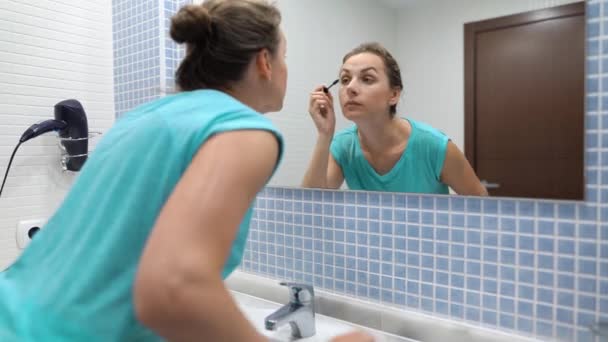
left=340, top=66, right=378, bottom=75
left=360, top=67, right=378, bottom=73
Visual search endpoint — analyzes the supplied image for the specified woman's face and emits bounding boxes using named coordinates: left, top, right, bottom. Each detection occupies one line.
left=338, top=52, right=399, bottom=121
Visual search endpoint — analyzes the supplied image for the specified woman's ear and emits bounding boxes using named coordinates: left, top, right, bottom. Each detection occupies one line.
left=255, top=49, right=273, bottom=81
left=389, top=88, right=402, bottom=106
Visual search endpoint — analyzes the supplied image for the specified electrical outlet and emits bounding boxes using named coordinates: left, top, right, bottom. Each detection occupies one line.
left=16, top=219, right=46, bottom=249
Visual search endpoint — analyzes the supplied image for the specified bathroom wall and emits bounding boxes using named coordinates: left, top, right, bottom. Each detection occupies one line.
left=113, top=0, right=188, bottom=118
left=112, top=0, right=161, bottom=116
left=239, top=2, right=608, bottom=341
left=0, top=0, right=115, bottom=268
left=163, top=0, right=189, bottom=94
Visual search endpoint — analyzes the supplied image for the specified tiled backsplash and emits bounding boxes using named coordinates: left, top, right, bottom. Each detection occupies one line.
left=240, top=1, right=608, bottom=341
left=243, top=189, right=606, bottom=341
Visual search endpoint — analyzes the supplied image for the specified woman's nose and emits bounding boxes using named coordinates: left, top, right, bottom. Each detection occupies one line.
left=345, top=80, right=358, bottom=96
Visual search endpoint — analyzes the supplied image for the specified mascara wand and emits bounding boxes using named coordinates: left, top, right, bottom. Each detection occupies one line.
left=323, top=79, right=339, bottom=93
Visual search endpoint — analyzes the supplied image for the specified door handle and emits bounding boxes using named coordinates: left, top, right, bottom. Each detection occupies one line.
left=481, top=180, right=501, bottom=189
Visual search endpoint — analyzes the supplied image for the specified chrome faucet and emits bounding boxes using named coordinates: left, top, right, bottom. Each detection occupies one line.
left=264, top=282, right=316, bottom=338
left=590, top=321, right=608, bottom=341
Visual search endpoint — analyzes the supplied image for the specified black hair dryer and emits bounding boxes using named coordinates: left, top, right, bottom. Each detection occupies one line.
left=18, top=99, right=89, bottom=172
left=55, top=100, right=89, bottom=171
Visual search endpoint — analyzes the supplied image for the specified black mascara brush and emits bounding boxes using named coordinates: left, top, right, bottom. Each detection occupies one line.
left=323, top=79, right=339, bottom=93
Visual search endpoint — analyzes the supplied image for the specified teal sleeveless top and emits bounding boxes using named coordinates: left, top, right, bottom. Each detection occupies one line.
left=0, top=89, right=283, bottom=341
left=330, top=118, right=449, bottom=194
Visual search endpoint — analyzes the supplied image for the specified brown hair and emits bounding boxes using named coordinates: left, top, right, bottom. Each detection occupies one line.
left=170, top=0, right=281, bottom=91
left=342, top=42, right=403, bottom=117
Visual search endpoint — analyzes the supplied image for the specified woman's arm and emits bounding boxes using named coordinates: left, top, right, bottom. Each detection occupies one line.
left=301, top=86, right=344, bottom=189
left=301, top=135, right=345, bottom=189
left=440, top=141, right=488, bottom=196
left=133, top=130, right=279, bottom=342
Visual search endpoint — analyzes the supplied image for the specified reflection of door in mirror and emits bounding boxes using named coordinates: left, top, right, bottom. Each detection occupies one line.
left=464, top=2, right=584, bottom=200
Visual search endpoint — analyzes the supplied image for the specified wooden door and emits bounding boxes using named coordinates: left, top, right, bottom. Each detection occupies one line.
left=464, top=2, right=585, bottom=200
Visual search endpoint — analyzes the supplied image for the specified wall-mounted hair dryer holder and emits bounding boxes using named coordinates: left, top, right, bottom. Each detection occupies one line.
left=0, top=99, right=101, bottom=199
left=57, top=131, right=101, bottom=172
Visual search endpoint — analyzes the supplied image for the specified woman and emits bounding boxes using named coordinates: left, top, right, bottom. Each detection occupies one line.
left=0, top=1, right=371, bottom=341
left=302, top=42, right=487, bottom=196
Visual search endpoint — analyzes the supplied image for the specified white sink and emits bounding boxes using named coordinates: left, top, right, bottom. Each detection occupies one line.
left=231, top=291, right=415, bottom=342
left=226, top=272, right=542, bottom=342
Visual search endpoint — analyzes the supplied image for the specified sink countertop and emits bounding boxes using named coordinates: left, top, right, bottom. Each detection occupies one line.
left=231, top=290, right=416, bottom=342
left=226, top=271, right=543, bottom=342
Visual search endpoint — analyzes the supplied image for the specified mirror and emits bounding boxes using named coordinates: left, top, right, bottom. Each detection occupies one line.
left=268, top=0, right=585, bottom=201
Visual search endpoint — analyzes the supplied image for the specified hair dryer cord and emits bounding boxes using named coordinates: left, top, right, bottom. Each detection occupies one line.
left=0, top=142, right=22, bottom=199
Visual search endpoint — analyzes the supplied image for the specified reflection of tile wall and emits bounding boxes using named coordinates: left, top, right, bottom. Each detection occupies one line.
left=241, top=2, right=607, bottom=341
left=112, top=0, right=189, bottom=116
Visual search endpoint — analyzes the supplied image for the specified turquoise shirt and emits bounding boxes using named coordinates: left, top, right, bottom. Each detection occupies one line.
left=330, top=118, right=449, bottom=194
left=0, top=89, right=283, bottom=341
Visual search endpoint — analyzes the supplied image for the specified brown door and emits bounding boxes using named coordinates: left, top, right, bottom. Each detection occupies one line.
left=464, top=2, right=585, bottom=200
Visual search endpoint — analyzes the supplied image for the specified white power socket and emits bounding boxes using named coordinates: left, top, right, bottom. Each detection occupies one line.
left=16, top=219, right=46, bottom=249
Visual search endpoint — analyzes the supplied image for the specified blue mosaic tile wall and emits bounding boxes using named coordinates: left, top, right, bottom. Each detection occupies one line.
left=240, top=2, right=608, bottom=341
left=112, top=0, right=190, bottom=116
left=112, top=0, right=162, bottom=116
left=162, top=0, right=189, bottom=94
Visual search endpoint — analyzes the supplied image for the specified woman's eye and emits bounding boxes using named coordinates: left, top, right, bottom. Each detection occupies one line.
left=340, top=77, right=350, bottom=84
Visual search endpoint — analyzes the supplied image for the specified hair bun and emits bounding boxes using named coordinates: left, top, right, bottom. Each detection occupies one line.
left=170, top=5, right=213, bottom=45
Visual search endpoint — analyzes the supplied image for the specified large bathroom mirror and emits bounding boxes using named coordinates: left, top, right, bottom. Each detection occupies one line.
left=267, top=0, right=585, bottom=201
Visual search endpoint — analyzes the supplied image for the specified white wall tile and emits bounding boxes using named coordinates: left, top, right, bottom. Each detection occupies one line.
left=0, top=0, right=115, bottom=268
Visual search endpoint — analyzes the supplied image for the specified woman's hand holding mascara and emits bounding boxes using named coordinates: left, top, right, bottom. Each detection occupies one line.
left=309, top=85, right=336, bottom=137
left=302, top=83, right=341, bottom=190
